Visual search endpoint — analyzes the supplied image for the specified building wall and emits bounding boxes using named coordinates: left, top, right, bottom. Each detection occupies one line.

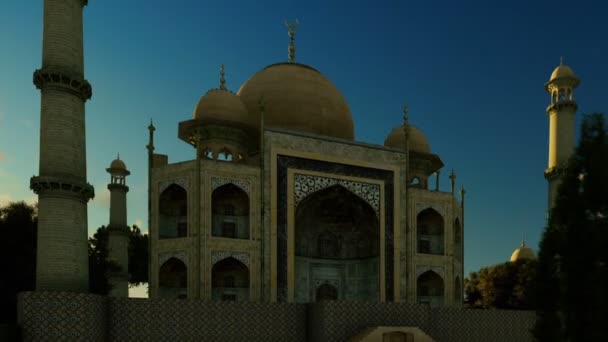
left=150, top=129, right=463, bottom=305
left=17, top=292, right=535, bottom=342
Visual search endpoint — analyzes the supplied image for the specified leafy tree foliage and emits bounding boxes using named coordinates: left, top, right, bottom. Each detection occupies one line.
left=464, top=259, right=537, bottom=310
left=88, top=225, right=149, bottom=295
left=534, top=113, right=608, bottom=341
left=0, top=201, right=149, bottom=320
left=0, top=202, right=37, bottom=323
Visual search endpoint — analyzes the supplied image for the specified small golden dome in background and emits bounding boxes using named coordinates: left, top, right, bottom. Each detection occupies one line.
left=384, top=125, right=431, bottom=153
left=510, top=241, right=536, bottom=262
left=192, top=89, right=255, bottom=131
left=237, top=62, right=355, bottom=140
left=110, top=158, right=126, bottom=171
left=549, top=64, right=576, bottom=82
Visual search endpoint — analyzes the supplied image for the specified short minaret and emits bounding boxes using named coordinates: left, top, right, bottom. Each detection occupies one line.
left=106, top=156, right=131, bottom=297
left=544, top=58, right=580, bottom=209
left=30, top=0, right=94, bottom=292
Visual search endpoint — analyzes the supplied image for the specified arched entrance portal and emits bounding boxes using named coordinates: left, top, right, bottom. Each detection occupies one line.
left=159, top=258, right=187, bottom=299
left=417, top=270, right=444, bottom=306
left=212, top=257, right=250, bottom=301
left=295, top=184, right=380, bottom=302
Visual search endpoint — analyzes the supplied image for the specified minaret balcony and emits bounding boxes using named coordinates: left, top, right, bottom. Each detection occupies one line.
left=546, top=100, right=577, bottom=113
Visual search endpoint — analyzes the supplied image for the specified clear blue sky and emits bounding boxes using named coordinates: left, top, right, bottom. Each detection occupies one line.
left=0, top=0, right=606, bottom=276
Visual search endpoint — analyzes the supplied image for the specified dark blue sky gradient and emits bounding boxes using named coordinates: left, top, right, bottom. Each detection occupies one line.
left=0, top=0, right=606, bottom=275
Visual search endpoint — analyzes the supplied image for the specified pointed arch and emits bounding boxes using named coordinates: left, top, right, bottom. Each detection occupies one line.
left=417, top=270, right=444, bottom=306
left=212, top=183, right=250, bottom=239
left=212, top=257, right=250, bottom=301
left=159, top=257, right=187, bottom=299
left=159, top=183, right=188, bottom=239
left=417, top=208, right=444, bottom=255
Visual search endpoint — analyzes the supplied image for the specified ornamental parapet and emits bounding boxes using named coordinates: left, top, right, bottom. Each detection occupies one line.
left=30, top=176, right=95, bottom=201
left=33, top=68, right=92, bottom=101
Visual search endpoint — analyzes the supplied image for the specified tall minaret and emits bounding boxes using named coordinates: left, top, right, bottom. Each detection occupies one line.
left=30, top=0, right=94, bottom=291
left=106, top=156, right=130, bottom=297
left=544, top=58, right=580, bottom=210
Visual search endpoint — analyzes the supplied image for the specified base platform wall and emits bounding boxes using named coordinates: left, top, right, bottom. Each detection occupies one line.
left=17, top=292, right=535, bottom=342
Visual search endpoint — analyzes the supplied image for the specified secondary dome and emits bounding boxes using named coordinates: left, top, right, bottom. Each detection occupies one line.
left=237, top=63, right=355, bottom=140
left=192, top=89, right=255, bottom=130
left=549, top=64, right=576, bottom=82
left=510, top=242, right=536, bottom=262
left=384, top=125, right=431, bottom=153
left=110, top=158, right=126, bottom=171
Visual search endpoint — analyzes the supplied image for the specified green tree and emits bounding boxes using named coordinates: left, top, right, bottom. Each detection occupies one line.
left=464, top=259, right=537, bottom=310
left=0, top=201, right=37, bottom=323
left=88, top=225, right=149, bottom=295
left=534, top=113, right=608, bottom=341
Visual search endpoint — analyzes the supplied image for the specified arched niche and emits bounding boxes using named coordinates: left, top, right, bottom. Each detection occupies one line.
left=316, top=283, right=338, bottom=301
left=295, top=185, right=380, bottom=303
left=212, top=183, right=250, bottom=239
left=212, top=257, right=250, bottom=301
left=417, top=208, right=444, bottom=255
left=159, top=257, right=187, bottom=299
left=417, top=270, right=444, bottom=306
left=382, top=331, right=414, bottom=342
left=159, top=184, right=188, bottom=239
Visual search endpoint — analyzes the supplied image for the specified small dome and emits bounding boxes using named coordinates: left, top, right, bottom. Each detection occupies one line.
left=110, top=158, right=126, bottom=170
left=549, top=64, right=576, bottom=82
left=237, top=63, right=354, bottom=140
left=510, top=242, right=536, bottom=262
left=384, top=125, right=431, bottom=153
left=193, top=89, right=255, bottom=130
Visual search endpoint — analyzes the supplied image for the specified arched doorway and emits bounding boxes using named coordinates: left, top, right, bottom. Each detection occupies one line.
left=159, top=258, right=187, bottom=299
left=211, top=184, right=250, bottom=239
left=316, top=283, right=338, bottom=301
left=295, top=184, right=380, bottom=302
left=159, top=184, right=187, bottom=239
left=212, top=257, right=249, bottom=301
left=417, top=208, right=444, bottom=255
left=417, top=270, right=444, bottom=306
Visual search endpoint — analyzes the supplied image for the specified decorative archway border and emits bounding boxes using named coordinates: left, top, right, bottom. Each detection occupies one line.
left=159, top=251, right=188, bottom=267
left=294, top=173, right=380, bottom=217
left=211, top=251, right=250, bottom=268
left=210, top=177, right=251, bottom=195
left=415, top=266, right=445, bottom=279
left=159, top=178, right=189, bottom=194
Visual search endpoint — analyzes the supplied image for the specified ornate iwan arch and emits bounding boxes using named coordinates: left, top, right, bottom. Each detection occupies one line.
left=293, top=173, right=380, bottom=216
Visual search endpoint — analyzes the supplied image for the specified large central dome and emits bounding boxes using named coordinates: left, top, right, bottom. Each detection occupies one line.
left=237, top=62, right=355, bottom=140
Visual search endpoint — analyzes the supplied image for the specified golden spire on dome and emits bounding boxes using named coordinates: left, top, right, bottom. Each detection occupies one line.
left=219, top=64, right=226, bottom=90
left=285, top=19, right=299, bottom=63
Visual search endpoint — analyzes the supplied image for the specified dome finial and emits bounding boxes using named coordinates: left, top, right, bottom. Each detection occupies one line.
left=219, top=64, right=227, bottom=90
left=117, top=153, right=120, bottom=160
left=285, top=19, right=299, bottom=63
left=560, top=56, right=564, bottom=65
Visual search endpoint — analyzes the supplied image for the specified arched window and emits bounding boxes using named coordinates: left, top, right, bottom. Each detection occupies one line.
left=159, top=258, right=187, bottom=299
left=201, top=148, right=214, bottom=159
left=411, top=177, right=421, bottom=186
left=316, top=283, right=338, bottom=301
left=212, top=184, right=249, bottom=239
left=417, top=208, right=444, bottom=255
left=417, top=270, right=444, bottom=306
left=212, top=257, right=249, bottom=301
left=159, top=184, right=188, bottom=239
left=454, top=276, right=461, bottom=305
left=217, top=149, right=233, bottom=162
